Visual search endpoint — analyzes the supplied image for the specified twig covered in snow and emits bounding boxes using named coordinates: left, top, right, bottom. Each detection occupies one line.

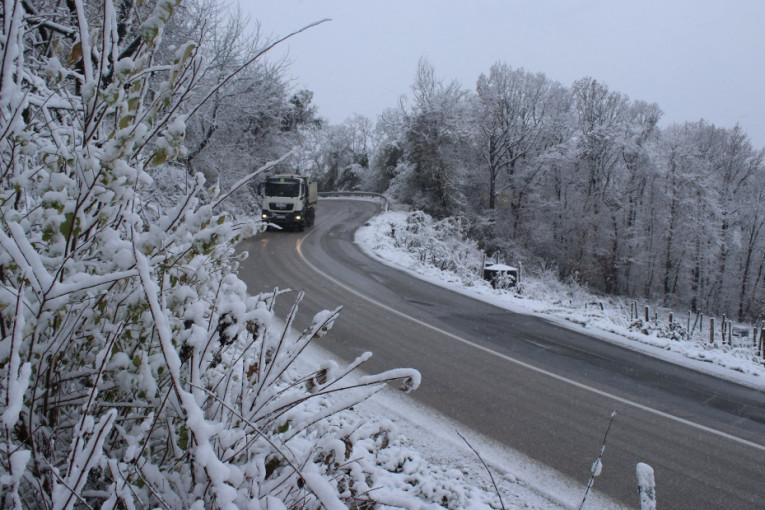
left=457, top=430, right=506, bottom=510
left=579, top=411, right=616, bottom=510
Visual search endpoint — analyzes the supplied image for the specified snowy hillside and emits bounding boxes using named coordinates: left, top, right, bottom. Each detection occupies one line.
left=355, top=209, right=765, bottom=391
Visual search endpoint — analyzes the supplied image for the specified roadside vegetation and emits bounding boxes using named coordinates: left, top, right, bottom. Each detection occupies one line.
left=0, top=1, right=429, bottom=508
left=358, top=209, right=765, bottom=384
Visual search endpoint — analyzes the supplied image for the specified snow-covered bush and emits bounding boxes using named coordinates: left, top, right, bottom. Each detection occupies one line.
left=393, top=211, right=483, bottom=284
left=628, top=317, right=687, bottom=341
left=0, top=2, right=420, bottom=508
left=488, top=270, right=517, bottom=290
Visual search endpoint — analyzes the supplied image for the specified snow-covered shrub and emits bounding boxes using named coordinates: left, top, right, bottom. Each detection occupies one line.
left=0, top=2, right=419, bottom=508
left=393, top=211, right=483, bottom=284
left=490, top=271, right=517, bottom=290
left=310, top=418, right=478, bottom=509
left=629, top=318, right=687, bottom=341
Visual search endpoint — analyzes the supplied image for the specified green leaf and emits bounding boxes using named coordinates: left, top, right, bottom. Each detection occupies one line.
left=140, top=24, right=159, bottom=45
left=59, top=214, right=71, bottom=237
left=42, top=225, right=55, bottom=243
left=60, top=212, right=76, bottom=238
left=150, top=148, right=168, bottom=167
left=177, top=43, right=196, bottom=66
left=119, top=115, right=134, bottom=129
left=177, top=425, right=188, bottom=450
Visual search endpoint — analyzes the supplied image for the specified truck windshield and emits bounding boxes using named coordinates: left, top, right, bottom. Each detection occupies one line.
left=265, top=179, right=300, bottom=197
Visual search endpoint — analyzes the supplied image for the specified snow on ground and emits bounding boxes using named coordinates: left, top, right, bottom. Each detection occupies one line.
left=354, top=210, right=765, bottom=392
left=296, top=340, right=627, bottom=510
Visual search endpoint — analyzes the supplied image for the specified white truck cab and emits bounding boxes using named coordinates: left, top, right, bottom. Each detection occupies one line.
left=260, top=174, right=317, bottom=231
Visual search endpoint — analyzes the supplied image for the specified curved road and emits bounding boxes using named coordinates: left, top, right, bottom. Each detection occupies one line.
left=238, top=199, right=765, bottom=509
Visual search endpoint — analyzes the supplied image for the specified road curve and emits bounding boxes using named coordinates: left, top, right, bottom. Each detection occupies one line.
left=238, top=199, right=765, bottom=509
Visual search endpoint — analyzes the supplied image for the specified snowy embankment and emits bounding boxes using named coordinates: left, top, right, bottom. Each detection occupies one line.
left=295, top=341, right=625, bottom=510
left=355, top=210, right=765, bottom=391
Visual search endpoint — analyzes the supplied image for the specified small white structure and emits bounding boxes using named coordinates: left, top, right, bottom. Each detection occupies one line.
left=483, top=263, right=519, bottom=288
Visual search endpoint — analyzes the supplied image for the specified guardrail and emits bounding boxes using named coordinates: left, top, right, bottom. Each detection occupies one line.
left=318, top=191, right=389, bottom=212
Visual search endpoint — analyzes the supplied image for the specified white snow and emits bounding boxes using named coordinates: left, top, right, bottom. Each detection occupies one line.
left=636, top=463, right=656, bottom=510
left=355, top=210, right=765, bottom=391
left=484, top=263, right=518, bottom=272
left=294, top=339, right=627, bottom=509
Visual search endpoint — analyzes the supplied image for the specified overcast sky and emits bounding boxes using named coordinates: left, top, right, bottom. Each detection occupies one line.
left=241, top=0, right=765, bottom=148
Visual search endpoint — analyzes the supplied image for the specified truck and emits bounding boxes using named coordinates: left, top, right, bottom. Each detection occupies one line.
left=260, top=174, right=317, bottom=231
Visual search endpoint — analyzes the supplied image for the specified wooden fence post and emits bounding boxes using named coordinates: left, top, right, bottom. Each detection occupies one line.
left=710, top=318, right=715, bottom=344
left=645, top=306, right=650, bottom=323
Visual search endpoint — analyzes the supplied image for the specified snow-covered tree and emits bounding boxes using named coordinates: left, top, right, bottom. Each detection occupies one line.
left=294, top=114, right=375, bottom=191
left=393, top=59, right=475, bottom=218
left=367, top=60, right=764, bottom=320
left=475, top=63, right=570, bottom=214
left=165, top=1, right=321, bottom=216
left=0, top=1, right=420, bottom=508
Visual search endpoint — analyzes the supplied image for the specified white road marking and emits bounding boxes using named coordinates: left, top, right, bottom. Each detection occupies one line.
left=297, top=224, right=765, bottom=453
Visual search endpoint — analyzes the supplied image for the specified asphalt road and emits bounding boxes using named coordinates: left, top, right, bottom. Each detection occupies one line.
left=238, top=199, right=765, bottom=509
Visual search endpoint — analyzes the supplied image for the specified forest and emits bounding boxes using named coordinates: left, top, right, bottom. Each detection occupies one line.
left=296, top=60, right=765, bottom=323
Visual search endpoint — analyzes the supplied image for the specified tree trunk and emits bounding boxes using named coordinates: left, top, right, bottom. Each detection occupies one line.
left=662, top=154, right=681, bottom=302
left=488, top=135, right=497, bottom=210
left=738, top=219, right=763, bottom=320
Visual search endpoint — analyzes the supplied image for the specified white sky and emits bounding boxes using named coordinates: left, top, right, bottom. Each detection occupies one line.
left=240, top=0, right=765, bottom=148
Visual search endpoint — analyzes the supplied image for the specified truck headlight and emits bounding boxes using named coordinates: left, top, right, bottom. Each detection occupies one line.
left=294, top=214, right=302, bottom=220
